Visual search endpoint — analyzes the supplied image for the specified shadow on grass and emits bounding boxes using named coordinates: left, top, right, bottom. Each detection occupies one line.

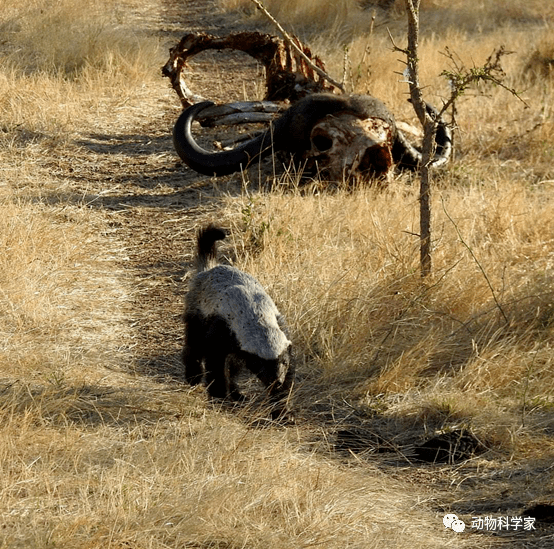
left=0, top=376, right=197, bottom=430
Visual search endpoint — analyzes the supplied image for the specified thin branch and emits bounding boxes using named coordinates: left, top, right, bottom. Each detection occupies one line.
left=441, top=199, right=510, bottom=326
left=404, top=0, right=431, bottom=127
left=342, top=46, right=350, bottom=91
left=387, top=27, right=408, bottom=55
left=438, top=46, right=529, bottom=119
left=250, top=0, right=345, bottom=93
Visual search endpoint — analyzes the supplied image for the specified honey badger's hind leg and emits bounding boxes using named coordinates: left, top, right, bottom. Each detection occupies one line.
left=225, top=354, right=247, bottom=402
left=203, top=316, right=236, bottom=400
left=182, top=313, right=205, bottom=385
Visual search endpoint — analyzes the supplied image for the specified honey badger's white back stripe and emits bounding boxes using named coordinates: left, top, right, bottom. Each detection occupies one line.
left=192, top=265, right=291, bottom=360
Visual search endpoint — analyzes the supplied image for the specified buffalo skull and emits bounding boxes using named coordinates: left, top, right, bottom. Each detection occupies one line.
left=306, top=113, right=394, bottom=181
left=172, top=93, right=451, bottom=180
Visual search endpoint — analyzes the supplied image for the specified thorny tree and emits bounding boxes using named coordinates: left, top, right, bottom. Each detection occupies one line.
left=403, top=0, right=435, bottom=278
left=395, top=0, right=524, bottom=278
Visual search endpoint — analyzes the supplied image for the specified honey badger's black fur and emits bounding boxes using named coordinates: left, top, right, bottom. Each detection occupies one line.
left=182, top=226, right=294, bottom=414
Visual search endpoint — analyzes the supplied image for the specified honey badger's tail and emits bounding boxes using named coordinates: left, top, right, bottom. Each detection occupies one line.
left=196, top=225, right=226, bottom=272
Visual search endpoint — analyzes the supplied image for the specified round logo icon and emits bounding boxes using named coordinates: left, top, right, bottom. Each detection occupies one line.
left=443, top=514, right=458, bottom=528
left=451, top=519, right=466, bottom=533
left=443, top=514, right=466, bottom=532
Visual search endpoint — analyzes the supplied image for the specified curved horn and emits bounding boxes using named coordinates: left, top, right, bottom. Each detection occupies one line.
left=172, top=94, right=373, bottom=177
left=393, top=103, right=452, bottom=170
left=172, top=101, right=275, bottom=176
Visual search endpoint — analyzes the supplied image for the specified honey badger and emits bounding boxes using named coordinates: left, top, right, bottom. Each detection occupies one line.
left=182, top=225, right=294, bottom=416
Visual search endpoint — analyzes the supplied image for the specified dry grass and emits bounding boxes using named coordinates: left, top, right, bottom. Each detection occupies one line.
left=0, top=0, right=158, bottom=78
left=2, top=0, right=554, bottom=547
left=221, top=0, right=554, bottom=44
left=222, top=177, right=554, bottom=450
left=1, top=394, right=465, bottom=548
left=214, top=2, right=554, bottom=460
left=0, top=201, right=132, bottom=379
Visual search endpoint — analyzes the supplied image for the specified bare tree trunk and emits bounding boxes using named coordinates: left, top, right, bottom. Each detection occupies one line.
left=404, top=0, right=435, bottom=278
left=419, top=133, right=435, bottom=278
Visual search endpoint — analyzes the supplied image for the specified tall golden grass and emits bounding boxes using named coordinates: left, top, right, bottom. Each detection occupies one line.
left=222, top=0, right=554, bottom=44
left=0, top=3, right=163, bottom=544
left=1, top=0, right=554, bottom=547
left=0, top=0, right=160, bottom=376
left=217, top=0, right=554, bottom=462
left=223, top=176, right=554, bottom=450
left=0, top=0, right=158, bottom=77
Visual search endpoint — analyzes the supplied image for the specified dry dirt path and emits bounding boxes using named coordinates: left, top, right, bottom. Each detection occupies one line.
left=68, top=0, right=266, bottom=381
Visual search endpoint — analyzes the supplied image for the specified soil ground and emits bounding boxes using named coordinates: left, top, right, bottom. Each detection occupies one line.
left=72, top=0, right=266, bottom=381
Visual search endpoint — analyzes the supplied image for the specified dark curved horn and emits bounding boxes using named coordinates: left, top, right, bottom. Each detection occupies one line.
left=431, top=112, right=453, bottom=168
left=172, top=94, right=374, bottom=177
left=172, top=101, right=275, bottom=176
left=393, top=103, right=452, bottom=170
